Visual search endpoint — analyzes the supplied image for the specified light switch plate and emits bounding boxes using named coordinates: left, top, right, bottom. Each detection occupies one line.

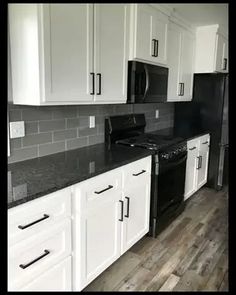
left=89, top=116, right=95, bottom=128
left=10, top=121, right=25, bottom=138
left=155, top=110, right=159, bottom=119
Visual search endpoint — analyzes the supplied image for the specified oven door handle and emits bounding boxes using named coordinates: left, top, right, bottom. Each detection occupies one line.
left=160, top=154, right=187, bottom=173
left=143, top=64, right=150, bottom=102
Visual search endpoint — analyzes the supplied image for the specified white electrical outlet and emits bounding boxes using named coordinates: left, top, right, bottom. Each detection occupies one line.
left=155, top=110, right=159, bottom=118
left=10, top=121, right=25, bottom=138
left=89, top=116, right=95, bottom=128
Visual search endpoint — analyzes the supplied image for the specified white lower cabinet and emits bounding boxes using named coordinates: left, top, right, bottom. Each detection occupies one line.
left=19, top=256, right=72, bottom=291
left=184, top=134, right=210, bottom=200
left=72, top=156, right=152, bottom=291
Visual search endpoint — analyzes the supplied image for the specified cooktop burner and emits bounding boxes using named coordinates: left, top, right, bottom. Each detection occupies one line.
left=116, top=133, right=184, bottom=151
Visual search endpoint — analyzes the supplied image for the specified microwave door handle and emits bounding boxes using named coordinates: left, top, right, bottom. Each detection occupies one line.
left=143, top=64, right=150, bottom=102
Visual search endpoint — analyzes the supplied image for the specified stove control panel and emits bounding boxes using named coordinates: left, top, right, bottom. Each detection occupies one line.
left=159, top=143, right=187, bottom=160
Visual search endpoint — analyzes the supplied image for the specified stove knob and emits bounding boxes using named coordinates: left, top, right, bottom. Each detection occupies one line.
left=162, top=153, right=169, bottom=160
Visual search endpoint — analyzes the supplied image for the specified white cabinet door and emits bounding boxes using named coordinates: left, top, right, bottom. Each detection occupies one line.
left=42, top=4, right=94, bottom=103
left=19, top=256, right=72, bottom=291
left=133, top=4, right=168, bottom=65
left=184, top=140, right=199, bottom=200
left=151, top=11, right=168, bottom=65
left=79, top=192, right=121, bottom=289
left=121, top=179, right=151, bottom=254
left=181, top=31, right=195, bottom=101
left=93, top=4, right=128, bottom=103
left=167, top=23, right=182, bottom=101
left=197, top=138, right=210, bottom=190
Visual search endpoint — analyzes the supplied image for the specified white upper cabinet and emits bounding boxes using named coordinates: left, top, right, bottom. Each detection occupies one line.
left=93, top=4, right=128, bottom=103
left=8, top=4, right=129, bottom=105
left=130, top=4, right=168, bottom=65
left=194, top=24, right=228, bottom=73
left=167, top=22, right=195, bottom=102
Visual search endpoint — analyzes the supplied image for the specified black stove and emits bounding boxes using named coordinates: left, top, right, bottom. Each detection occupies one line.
left=105, top=113, right=187, bottom=238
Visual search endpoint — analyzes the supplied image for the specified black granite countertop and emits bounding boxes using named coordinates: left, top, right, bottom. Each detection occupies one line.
left=8, top=143, right=153, bottom=209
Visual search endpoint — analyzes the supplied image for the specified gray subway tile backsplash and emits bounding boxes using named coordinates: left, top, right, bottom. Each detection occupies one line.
left=39, top=119, right=66, bottom=132
left=8, top=102, right=174, bottom=163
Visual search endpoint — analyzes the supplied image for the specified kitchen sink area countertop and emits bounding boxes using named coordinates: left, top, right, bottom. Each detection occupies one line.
left=8, top=143, right=153, bottom=209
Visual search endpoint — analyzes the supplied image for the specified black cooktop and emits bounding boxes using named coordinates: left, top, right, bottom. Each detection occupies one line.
left=116, top=133, right=184, bottom=151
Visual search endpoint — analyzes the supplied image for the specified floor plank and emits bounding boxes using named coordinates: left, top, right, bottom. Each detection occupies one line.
left=82, top=187, right=228, bottom=292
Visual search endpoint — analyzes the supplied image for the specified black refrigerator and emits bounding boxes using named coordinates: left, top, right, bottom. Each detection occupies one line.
left=174, top=73, right=228, bottom=190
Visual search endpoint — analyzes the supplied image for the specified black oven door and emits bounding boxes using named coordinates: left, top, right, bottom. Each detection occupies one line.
left=127, top=61, right=168, bottom=103
left=157, top=153, right=187, bottom=215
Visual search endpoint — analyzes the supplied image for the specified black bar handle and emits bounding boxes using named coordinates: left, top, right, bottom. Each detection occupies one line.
left=196, top=156, right=201, bottom=169
left=151, top=39, right=156, bottom=57
left=199, top=155, right=203, bottom=169
left=155, top=39, right=159, bottom=57
left=133, top=170, right=146, bottom=176
left=189, top=146, right=196, bottom=151
left=202, top=141, right=208, bottom=145
left=95, top=185, right=113, bottom=194
left=223, top=58, right=227, bottom=70
left=97, top=73, right=101, bottom=95
left=119, top=200, right=124, bottom=222
left=124, top=197, right=130, bottom=218
left=182, top=83, right=184, bottom=96
left=18, top=214, right=50, bottom=230
left=19, top=250, right=50, bottom=269
left=90, top=72, right=95, bottom=95
left=178, top=83, right=183, bottom=96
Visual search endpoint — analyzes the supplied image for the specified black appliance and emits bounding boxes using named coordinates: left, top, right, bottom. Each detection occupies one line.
left=127, top=61, right=168, bottom=103
left=174, top=73, right=228, bottom=190
left=105, top=114, right=187, bottom=237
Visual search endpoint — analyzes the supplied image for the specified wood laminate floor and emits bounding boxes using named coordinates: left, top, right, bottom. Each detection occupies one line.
left=83, top=186, right=228, bottom=292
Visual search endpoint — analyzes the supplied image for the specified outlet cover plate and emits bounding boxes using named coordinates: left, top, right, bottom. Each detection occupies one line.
left=89, top=116, right=95, bottom=128
left=10, top=121, right=25, bottom=138
left=155, top=110, right=159, bottom=118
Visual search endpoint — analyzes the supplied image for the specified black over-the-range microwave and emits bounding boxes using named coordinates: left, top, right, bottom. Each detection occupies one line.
left=127, top=61, right=168, bottom=103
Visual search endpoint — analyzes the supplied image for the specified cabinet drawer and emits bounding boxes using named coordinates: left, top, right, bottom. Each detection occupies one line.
left=187, top=138, right=199, bottom=150
left=8, top=218, right=71, bottom=291
left=73, top=168, right=122, bottom=212
left=199, top=134, right=210, bottom=146
left=18, top=256, right=72, bottom=291
left=8, top=187, right=71, bottom=246
left=123, top=156, right=151, bottom=188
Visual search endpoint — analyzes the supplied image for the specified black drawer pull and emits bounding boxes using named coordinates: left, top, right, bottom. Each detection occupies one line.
left=133, top=170, right=146, bottom=176
left=202, top=141, right=208, bottom=145
left=97, top=73, right=101, bottom=95
left=223, top=58, right=227, bottom=70
left=189, top=146, right=196, bottom=151
left=19, top=250, right=50, bottom=269
left=155, top=39, right=159, bottom=57
left=119, top=200, right=124, bottom=222
left=18, top=214, right=50, bottom=230
left=95, top=185, right=113, bottom=194
left=151, top=39, right=156, bottom=57
left=196, top=156, right=201, bottom=169
left=124, top=197, right=130, bottom=218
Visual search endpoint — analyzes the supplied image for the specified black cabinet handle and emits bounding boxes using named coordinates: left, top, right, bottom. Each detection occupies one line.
left=196, top=156, right=201, bottom=169
left=95, top=185, right=113, bottom=194
left=19, top=250, right=50, bottom=269
left=18, top=214, right=50, bottom=230
left=151, top=39, right=156, bottom=57
left=133, top=169, right=146, bottom=176
left=124, top=197, right=130, bottom=218
left=199, top=155, right=202, bottom=169
left=90, top=72, right=95, bottom=95
left=189, top=146, right=196, bottom=151
left=202, top=141, right=208, bottom=145
left=223, top=58, right=227, bottom=70
left=97, top=73, right=101, bottom=95
left=179, top=83, right=184, bottom=96
left=119, top=200, right=124, bottom=222
left=155, top=39, right=159, bottom=57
